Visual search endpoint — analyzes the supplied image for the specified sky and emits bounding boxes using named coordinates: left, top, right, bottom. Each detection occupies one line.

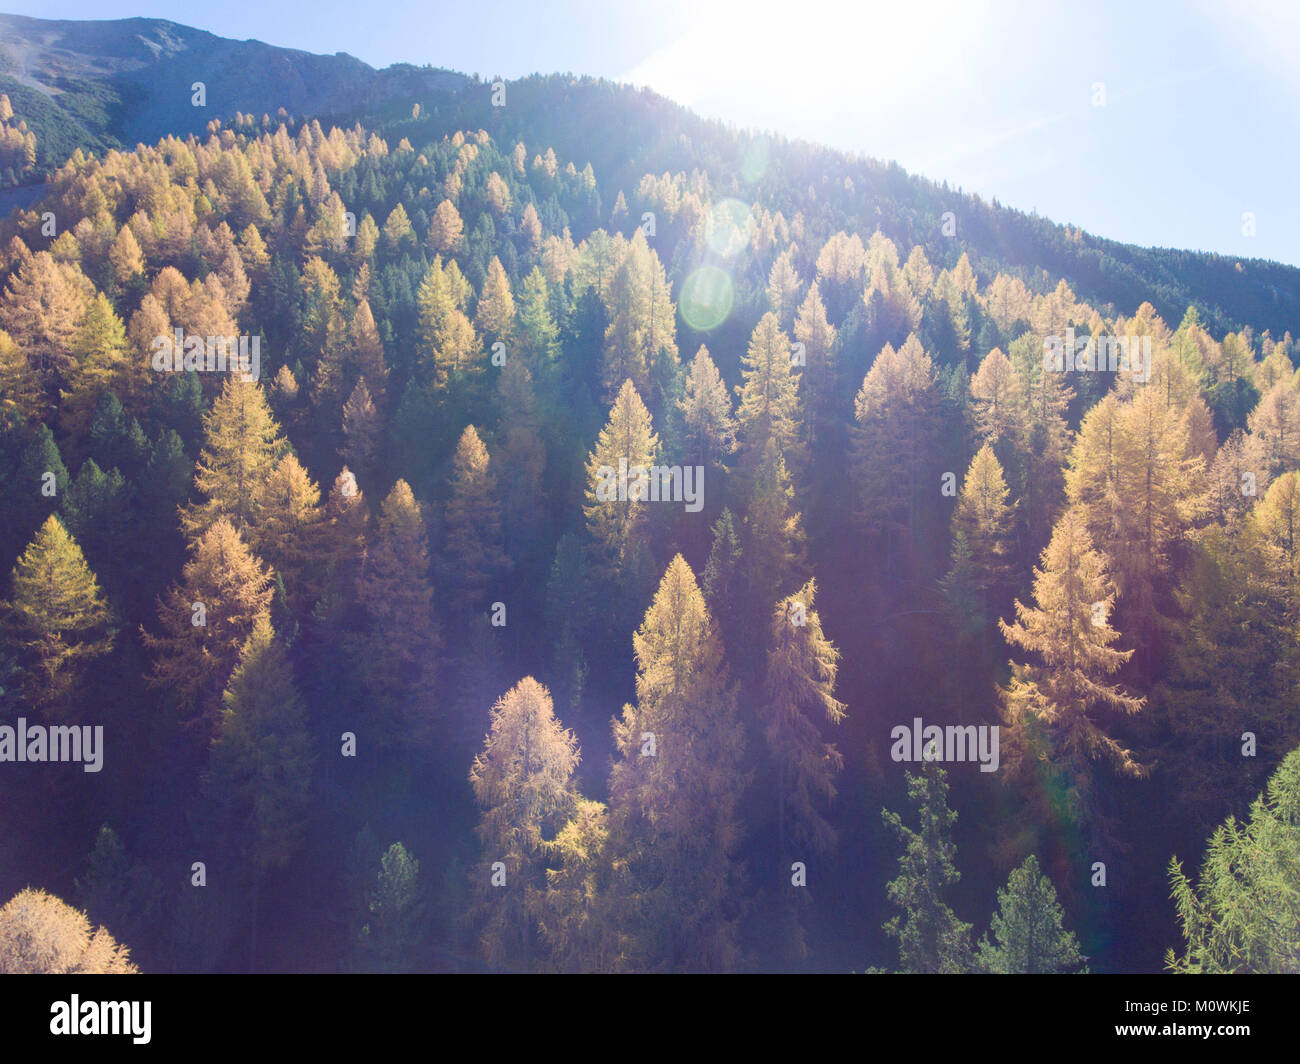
left=7, top=0, right=1298, bottom=265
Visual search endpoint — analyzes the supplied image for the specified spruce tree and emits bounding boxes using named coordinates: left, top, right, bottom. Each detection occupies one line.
left=881, top=761, right=973, bottom=973
left=977, top=855, right=1087, bottom=973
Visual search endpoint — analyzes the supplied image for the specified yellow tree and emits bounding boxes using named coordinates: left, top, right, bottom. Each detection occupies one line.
left=851, top=335, right=939, bottom=557
left=469, top=676, right=581, bottom=969
left=350, top=480, right=439, bottom=749
left=0, top=888, right=136, bottom=973
left=2, top=515, right=113, bottom=713
left=678, top=345, right=736, bottom=471
left=429, top=199, right=464, bottom=254
left=736, top=311, right=802, bottom=475
left=999, top=508, right=1147, bottom=825
left=766, top=248, right=803, bottom=327
left=601, top=230, right=677, bottom=401
left=249, top=454, right=326, bottom=618
left=475, top=256, right=516, bottom=347
left=583, top=379, right=658, bottom=575
left=142, top=518, right=274, bottom=736
left=607, top=555, right=747, bottom=972
left=181, top=377, right=288, bottom=541
left=441, top=425, right=508, bottom=618
left=61, top=292, right=134, bottom=440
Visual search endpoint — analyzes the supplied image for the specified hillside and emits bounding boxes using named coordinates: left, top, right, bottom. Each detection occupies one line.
left=1, top=13, right=1298, bottom=337
left=0, top=12, right=1298, bottom=977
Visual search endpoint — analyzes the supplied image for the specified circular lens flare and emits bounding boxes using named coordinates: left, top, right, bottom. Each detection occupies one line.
left=705, top=198, right=755, bottom=259
left=679, top=266, right=734, bottom=332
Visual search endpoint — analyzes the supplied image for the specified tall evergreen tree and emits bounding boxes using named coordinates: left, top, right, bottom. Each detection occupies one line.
left=2, top=515, right=113, bottom=713
left=468, top=676, right=581, bottom=969
left=881, top=761, right=973, bottom=973
left=977, top=855, right=1087, bottom=973
left=349, top=480, right=439, bottom=750
left=180, top=376, right=288, bottom=541
left=607, top=555, right=748, bottom=972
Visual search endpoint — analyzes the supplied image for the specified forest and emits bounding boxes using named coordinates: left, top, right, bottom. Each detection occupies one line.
left=0, top=69, right=1298, bottom=974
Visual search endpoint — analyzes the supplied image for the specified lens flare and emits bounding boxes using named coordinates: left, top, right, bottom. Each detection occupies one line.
left=679, top=266, right=734, bottom=331
left=741, top=137, right=770, bottom=185
left=705, top=198, right=755, bottom=259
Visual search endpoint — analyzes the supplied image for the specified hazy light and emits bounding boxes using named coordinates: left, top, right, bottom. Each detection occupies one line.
left=679, top=266, right=734, bottom=331
left=704, top=198, right=754, bottom=258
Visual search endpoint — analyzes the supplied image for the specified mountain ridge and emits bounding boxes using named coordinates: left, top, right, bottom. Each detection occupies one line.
left=1, top=12, right=1297, bottom=337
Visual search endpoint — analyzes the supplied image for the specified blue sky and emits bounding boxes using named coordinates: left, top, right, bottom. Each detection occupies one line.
left=9, top=0, right=1298, bottom=265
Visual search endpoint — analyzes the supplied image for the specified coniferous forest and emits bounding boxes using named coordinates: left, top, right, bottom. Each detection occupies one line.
left=0, top=10, right=1299, bottom=983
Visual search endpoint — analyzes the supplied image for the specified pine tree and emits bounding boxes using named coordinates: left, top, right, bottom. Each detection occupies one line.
left=358, top=843, right=426, bottom=972
left=494, top=358, right=546, bottom=558
left=2, top=515, right=113, bottom=713
left=881, top=761, right=973, bottom=973
left=736, top=312, right=802, bottom=475
left=607, top=555, right=748, bottom=972
left=744, top=438, right=806, bottom=620
left=206, top=614, right=314, bottom=961
left=0, top=888, right=137, bottom=973
left=248, top=454, right=326, bottom=618
left=602, top=231, right=677, bottom=401
left=1155, top=517, right=1300, bottom=830
left=583, top=379, right=658, bottom=575
left=999, top=508, right=1147, bottom=822
left=852, top=335, right=939, bottom=556
left=793, top=282, right=836, bottom=437
left=60, top=460, right=130, bottom=584
left=703, top=507, right=743, bottom=640
left=180, top=376, right=288, bottom=540
left=441, top=425, right=508, bottom=619
left=429, top=199, right=464, bottom=254
left=977, top=855, right=1087, bottom=973
left=350, top=480, right=439, bottom=750
left=469, top=676, right=581, bottom=969
left=762, top=579, right=845, bottom=960
left=678, top=345, right=736, bottom=471
left=142, top=518, right=274, bottom=735
left=475, top=256, right=516, bottom=346
left=340, top=378, right=381, bottom=483
left=944, top=443, right=1015, bottom=623
left=1166, top=746, right=1300, bottom=973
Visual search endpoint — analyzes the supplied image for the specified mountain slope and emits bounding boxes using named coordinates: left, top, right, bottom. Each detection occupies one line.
left=1, top=12, right=1297, bottom=336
